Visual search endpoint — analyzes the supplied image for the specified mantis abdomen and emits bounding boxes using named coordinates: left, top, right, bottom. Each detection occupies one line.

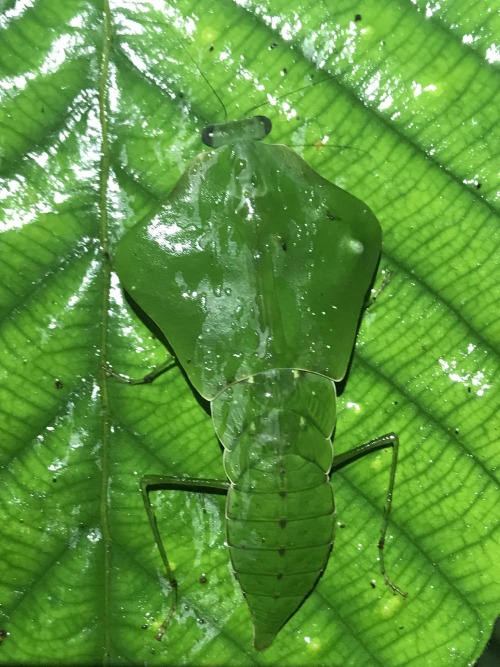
left=212, top=368, right=337, bottom=650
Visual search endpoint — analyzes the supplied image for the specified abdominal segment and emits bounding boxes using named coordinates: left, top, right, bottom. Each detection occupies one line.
left=212, top=368, right=337, bottom=650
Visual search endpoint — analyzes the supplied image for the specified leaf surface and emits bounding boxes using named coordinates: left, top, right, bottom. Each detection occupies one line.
left=0, top=1, right=498, bottom=665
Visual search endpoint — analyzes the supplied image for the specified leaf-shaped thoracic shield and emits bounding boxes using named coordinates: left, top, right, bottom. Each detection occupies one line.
left=115, top=136, right=381, bottom=399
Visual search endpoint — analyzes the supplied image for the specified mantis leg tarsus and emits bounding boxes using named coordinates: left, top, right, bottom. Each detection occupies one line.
left=332, top=432, right=408, bottom=599
left=141, top=475, right=230, bottom=640
left=366, top=268, right=393, bottom=308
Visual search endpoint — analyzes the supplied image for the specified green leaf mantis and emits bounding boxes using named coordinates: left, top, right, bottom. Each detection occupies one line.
left=114, top=114, right=407, bottom=650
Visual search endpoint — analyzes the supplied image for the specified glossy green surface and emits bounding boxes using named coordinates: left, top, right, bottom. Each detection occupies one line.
left=1, top=0, right=499, bottom=664
left=115, top=126, right=381, bottom=398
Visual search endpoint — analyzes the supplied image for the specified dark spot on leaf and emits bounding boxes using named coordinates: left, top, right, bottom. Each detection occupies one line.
left=281, top=68, right=288, bottom=76
left=279, top=490, right=287, bottom=497
left=278, top=547, right=286, bottom=556
left=279, top=518, right=287, bottom=529
left=269, top=42, right=278, bottom=50
left=476, top=182, right=482, bottom=189
left=455, top=428, right=459, bottom=434
left=355, top=14, right=362, bottom=21
left=326, top=210, right=337, bottom=220
left=199, top=574, right=208, bottom=584
left=276, top=572, right=283, bottom=580
left=55, top=379, right=63, bottom=389
left=378, top=537, right=385, bottom=549
left=370, top=580, right=376, bottom=589
left=467, top=386, right=471, bottom=394
left=338, top=522, right=346, bottom=529
left=141, top=624, right=148, bottom=630
left=209, top=45, right=214, bottom=52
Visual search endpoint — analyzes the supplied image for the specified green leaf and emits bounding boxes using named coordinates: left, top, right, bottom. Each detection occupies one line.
left=0, top=1, right=498, bottom=665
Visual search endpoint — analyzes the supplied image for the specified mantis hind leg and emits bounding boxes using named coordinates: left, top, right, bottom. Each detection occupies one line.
left=332, top=432, right=407, bottom=598
left=104, top=358, right=177, bottom=385
left=141, top=475, right=230, bottom=640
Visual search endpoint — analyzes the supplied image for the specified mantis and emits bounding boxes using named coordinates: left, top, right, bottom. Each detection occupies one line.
left=114, top=113, right=406, bottom=651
